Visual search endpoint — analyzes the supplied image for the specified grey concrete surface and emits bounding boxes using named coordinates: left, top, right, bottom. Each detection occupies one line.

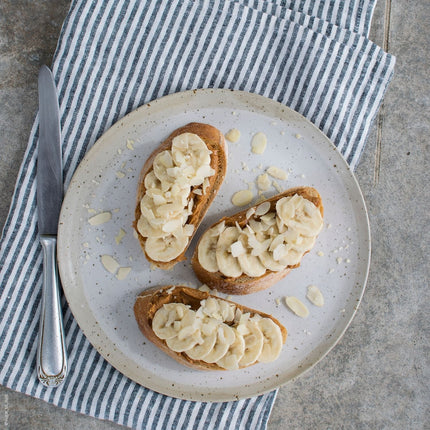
left=0, top=0, right=428, bottom=429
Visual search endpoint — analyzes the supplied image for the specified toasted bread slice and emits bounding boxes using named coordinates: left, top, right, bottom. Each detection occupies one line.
left=133, top=123, right=227, bottom=269
left=134, top=285, right=287, bottom=371
left=191, top=186, right=324, bottom=295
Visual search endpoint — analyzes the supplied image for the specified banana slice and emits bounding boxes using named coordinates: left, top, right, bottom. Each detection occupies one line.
left=166, top=323, right=200, bottom=352
left=272, top=244, right=303, bottom=266
left=203, top=324, right=236, bottom=363
left=258, top=251, right=285, bottom=272
left=171, top=133, right=211, bottom=173
left=238, top=320, right=264, bottom=367
left=136, top=216, right=165, bottom=239
left=198, top=230, right=220, bottom=273
left=145, top=233, right=189, bottom=262
left=152, top=303, right=194, bottom=340
left=258, top=318, right=283, bottom=363
left=153, top=150, right=175, bottom=190
left=216, top=227, right=243, bottom=278
left=185, top=330, right=218, bottom=360
left=185, top=319, right=219, bottom=360
left=276, top=194, right=323, bottom=237
left=144, top=171, right=162, bottom=190
left=237, top=252, right=267, bottom=277
left=216, top=330, right=245, bottom=370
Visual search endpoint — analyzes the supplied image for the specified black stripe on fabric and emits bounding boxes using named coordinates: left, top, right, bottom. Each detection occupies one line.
left=248, top=14, right=281, bottom=93
left=56, top=1, right=105, bottom=113
left=62, top=2, right=126, bottom=177
left=346, top=52, right=393, bottom=163
left=136, top=391, right=159, bottom=429
left=102, top=370, right=125, bottom=419
left=160, top=396, right=178, bottom=429
left=108, top=0, right=163, bottom=122
left=301, top=37, right=338, bottom=117
left=149, top=1, right=196, bottom=100
left=120, top=383, right=142, bottom=426
left=212, top=401, right=229, bottom=428
left=132, top=390, right=155, bottom=429
left=0, top=244, right=41, bottom=383
left=160, top=0, right=205, bottom=95
left=235, top=6, right=272, bottom=92
left=196, top=2, right=237, bottom=88
left=82, top=355, right=113, bottom=413
left=93, top=365, right=117, bottom=417
left=225, top=3, right=256, bottom=90
left=73, top=348, right=102, bottom=412
left=205, top=0, right=239, bottom=87
left=90, top=0, right=143, bottom=132
left=172, top=1, right=216, bottom=94
left=344, top=0, right=355, bottom=35
left=102, top=1, right=154, bottom=126
left=64, top=334, right=96, bottom=409
left=0, top=139, right=38, bottom=268
left=51, top=0, right=84, bottom=67
left=267, top=22, right=300, bottom=100
left=202, top=401, right=220, bottom=427
left=364, top=0, right=376, bottom=36
left=316, top=38, right=366, bottom=134
left=185, top=2, right=222, bottom=89
left=213, top=2, right=251, bottom=88
left=330, top=42, right=377, bottom=152
left=287, top=32, right=325, bottom=111
left=4, top=264, right=42, bottom=389
left=235, top=397, right=252, bottom=426
left=110, top=379, right=132, bottom=423
left=124, top=2, right=175, bottom=113
left=134, top=0, right=186, bottom=100
left=66, top=1, right=142, bottom=180
left=348, top=65, right=394, bottom=167
left=257, top=391, right=277, bottom=429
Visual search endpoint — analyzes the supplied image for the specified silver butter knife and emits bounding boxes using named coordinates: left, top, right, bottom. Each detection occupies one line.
left=36, top=65, right=68, bottom=387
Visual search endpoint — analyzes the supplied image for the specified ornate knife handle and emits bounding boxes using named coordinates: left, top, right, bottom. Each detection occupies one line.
left=37, top=236, right=67, bottom=387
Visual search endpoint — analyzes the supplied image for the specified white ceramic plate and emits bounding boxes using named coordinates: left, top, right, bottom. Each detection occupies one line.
left=58, top=89, right=370, bottom=402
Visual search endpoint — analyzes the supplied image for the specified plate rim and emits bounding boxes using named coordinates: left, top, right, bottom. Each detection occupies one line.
left=58, top=88, right=371, bottom=401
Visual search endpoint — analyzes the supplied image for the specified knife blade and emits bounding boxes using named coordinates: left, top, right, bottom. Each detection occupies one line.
left=36, top=65, right=67, bottom=387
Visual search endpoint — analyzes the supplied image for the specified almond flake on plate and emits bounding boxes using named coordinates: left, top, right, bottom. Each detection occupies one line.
left=285, top=296, right=309, bottom=318
left=88, top=211, right=112, bottom=226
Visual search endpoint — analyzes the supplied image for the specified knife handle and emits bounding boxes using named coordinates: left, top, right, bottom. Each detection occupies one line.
left=37, top=235, right=68, bottom=387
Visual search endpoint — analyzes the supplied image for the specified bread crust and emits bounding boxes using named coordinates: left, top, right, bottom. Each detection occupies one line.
left=133, top=285, right=287, bottom=371
left=133, top=123, right=227, bottom=269
left=191, top=186, right=324, bottom=295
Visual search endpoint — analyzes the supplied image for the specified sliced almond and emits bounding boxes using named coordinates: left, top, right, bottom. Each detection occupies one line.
left=232, top=189, right=254, bottom=207
left=255, top=201, right=271, bottom=217
left=89, top=211, right=112, bottom=226
left=306, top=285, right=324, bottom=307
left=285, top=296, right=309, bottom=318
left=267, top=166, right=288, bottom=180
left=115, top=228, right=126, bottom=244
left=116, top=267, right=132, bottom=280
left=251, top=132, right=267, bottom=154
left=225, top=128, right=241, bottom=143
left=101, top=255, right=120, bottom=274
left=257, top=173, right=271, bottom=191
left=246, top=207, right=256, bottom=219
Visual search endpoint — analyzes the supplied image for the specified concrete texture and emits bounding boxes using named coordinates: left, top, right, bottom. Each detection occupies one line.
left=0, top=0, right=428, bottom=429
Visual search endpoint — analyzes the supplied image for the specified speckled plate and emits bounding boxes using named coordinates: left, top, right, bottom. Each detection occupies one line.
left=57, top=89, right=370, bottom=402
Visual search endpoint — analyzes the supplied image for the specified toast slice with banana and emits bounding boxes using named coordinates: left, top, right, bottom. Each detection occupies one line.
left=134, top=285, right=287, bottom=370
left=192, top=187, right=324, bottom=295
left=133, top=123, right=227, bottom=269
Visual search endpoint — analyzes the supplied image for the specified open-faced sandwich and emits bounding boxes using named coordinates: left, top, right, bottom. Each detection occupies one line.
left=192, top=186, right=324, bottom=294
left=133, top=123, right=227, bottom=269
left=134, top=285, right=287, bottom=370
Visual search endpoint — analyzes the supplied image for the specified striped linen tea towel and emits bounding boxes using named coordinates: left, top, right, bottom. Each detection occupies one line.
left=0, top=0, right=395, bottom=429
